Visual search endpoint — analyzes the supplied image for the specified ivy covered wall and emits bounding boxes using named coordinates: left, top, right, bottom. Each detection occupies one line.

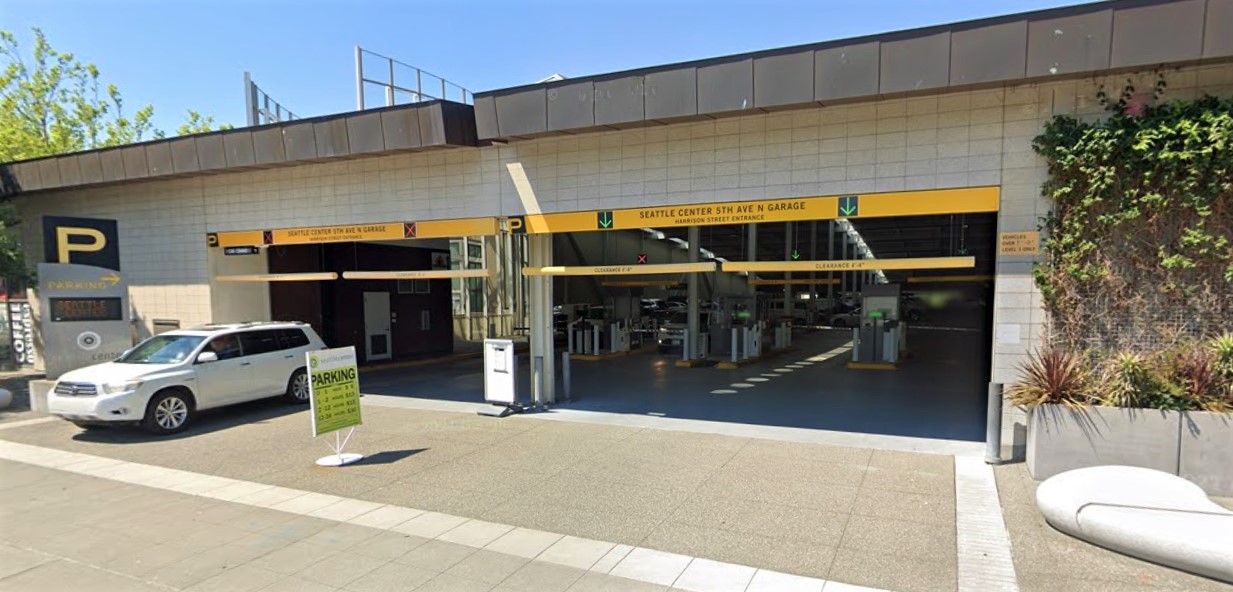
left=1031, top=78, right=1233, bottom=351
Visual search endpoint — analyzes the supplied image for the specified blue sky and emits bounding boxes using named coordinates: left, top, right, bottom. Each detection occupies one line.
left=3, top=0, right=1095, bottom=133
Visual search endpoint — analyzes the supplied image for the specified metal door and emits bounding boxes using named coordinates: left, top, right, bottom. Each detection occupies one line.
left=363, top=292, right=392, bottom=362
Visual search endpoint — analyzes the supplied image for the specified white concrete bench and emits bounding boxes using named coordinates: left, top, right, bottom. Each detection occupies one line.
left=1036, top=465, right=1233, bottom=583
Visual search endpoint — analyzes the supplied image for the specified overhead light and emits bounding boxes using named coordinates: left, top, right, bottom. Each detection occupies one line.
left=641, top=228, right=666, bottom=240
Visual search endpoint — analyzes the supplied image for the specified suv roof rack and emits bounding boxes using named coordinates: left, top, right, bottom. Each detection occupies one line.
left=187, top=320, right=308, bottom=331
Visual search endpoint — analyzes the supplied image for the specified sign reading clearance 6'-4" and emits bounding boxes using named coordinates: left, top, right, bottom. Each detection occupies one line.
left=514, top=187, right=999, bottom=234
left=308, top=347, right=363, bottom=437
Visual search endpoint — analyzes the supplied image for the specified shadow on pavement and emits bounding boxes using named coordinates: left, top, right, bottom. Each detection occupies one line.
left=70, top=397, right=306, bottom=444
left=353, top=449, right=426, bottom=466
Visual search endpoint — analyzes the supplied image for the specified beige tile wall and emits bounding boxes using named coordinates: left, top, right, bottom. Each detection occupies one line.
left=18, top=63, right=1233, bottom=439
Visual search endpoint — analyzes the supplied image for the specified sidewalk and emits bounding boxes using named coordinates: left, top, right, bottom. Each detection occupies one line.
left=0, top=403, right=958, bottom=592
left=0, top=459, right=681, bottom=592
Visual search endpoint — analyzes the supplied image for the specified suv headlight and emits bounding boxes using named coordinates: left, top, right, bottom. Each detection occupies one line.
left=102, top=380, right=144, bottom=395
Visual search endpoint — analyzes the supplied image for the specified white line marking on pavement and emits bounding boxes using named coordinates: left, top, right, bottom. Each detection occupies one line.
left=954, top=455, right=1019, bottom=592
left=0, top=439, right=901, bottom=592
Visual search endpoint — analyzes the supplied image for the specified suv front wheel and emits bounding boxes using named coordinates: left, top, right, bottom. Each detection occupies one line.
left=285, top=369, right=310, bottom=404
left=142, top=389, right=194, bottom=435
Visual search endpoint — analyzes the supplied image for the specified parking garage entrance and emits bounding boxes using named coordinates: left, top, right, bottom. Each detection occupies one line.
left=354, top=187, right=1003, bottom=447
left=206, top=217, right=516, bottom=365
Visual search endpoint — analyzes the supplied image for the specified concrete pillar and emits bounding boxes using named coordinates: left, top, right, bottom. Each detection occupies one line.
left=809, top=221, right=818, bottom=302
left=483, top=235, right=502, bottom=338
left=827, top=221, right=835, bottom=309
left=528, top=234, right=555, bottom=406
left=687, top=226, right=700, bottom=360
left=747, top=224, right=758, bottom=297
left=840, top=234, right=848, bottom=296
left=783, top=222, right=793, bottom=307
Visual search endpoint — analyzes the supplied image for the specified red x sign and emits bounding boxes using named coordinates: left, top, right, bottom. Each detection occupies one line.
left=637, top=254, right=648, bottom=264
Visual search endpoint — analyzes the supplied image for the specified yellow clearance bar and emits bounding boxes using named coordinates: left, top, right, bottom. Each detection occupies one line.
left=342, top=269, right=490, bottom=280
left=210, top=217, right=498, bottom=248
left=747, top=278, right=841, bottom=286
left=601, top=280, right=682, bottom=287
left=520, top=187, right=998, bottom=234
left=724, top=256, right=975, bottom=273
left=215, top=272, right=339, bottom=282
left=524, top=262, right=717, bottom=277
left=906, top=275, right=995, bottom=283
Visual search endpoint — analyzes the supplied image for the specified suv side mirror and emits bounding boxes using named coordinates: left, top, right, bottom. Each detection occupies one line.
left=196, top=351, right=219, bottom=364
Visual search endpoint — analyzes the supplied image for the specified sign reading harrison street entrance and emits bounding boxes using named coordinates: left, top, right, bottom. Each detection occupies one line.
left=520, top=187, right=998, bottom=234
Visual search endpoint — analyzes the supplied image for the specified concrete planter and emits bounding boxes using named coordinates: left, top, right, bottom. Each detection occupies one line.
left=1027, top=404, right=1233, bottom=496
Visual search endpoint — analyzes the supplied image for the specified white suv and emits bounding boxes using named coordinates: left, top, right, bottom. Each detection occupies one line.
left=49, top=322, right=326, bottom=434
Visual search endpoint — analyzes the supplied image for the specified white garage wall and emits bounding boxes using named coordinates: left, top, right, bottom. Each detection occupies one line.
left=17, top=64, right=1233, bottom=434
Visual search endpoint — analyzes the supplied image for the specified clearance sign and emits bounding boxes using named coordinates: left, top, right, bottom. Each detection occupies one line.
left=516, top=187, right=999, bottom=234
left=208, top=217, right=498, bottom=248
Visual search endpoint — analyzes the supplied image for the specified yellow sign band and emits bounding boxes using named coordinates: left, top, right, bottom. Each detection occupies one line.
left=723, top=257, right=975, bottom=273
left=523, top=262, right=717, bottom=276
left=342, top=269, right=490, bottom=280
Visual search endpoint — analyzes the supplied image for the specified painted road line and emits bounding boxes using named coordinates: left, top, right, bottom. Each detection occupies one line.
left=955, top=455, right=1019, bottom=592
left=0, top=440, right=890, bottom=592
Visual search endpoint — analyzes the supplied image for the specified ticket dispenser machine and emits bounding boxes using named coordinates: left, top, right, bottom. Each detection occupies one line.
left=852, top=284, right=904, bottom=364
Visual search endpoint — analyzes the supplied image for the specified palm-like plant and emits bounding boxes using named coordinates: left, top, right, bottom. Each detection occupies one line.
left=1007, top=348, right=1093, bottom=408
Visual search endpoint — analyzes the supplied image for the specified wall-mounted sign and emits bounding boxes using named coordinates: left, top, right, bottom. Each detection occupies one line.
left=209, top=217, right=499, bottom=248
left=43, top=216, right=120, bottom=271
left=999, top=231, right=1041, bottom=256
left=224, top=246, right=260, bottom=256
left=517, top=187, right=999, bottom=234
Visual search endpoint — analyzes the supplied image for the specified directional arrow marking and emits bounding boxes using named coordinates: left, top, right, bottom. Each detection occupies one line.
left=598, top=211, right=614, bottom=229
left=100, top=273, right=121, bottom=286
left=839, top=196, right=858, bottom=217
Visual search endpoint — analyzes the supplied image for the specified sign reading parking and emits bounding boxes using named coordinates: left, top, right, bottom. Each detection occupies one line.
left=308, top=346, right=362, bottom=437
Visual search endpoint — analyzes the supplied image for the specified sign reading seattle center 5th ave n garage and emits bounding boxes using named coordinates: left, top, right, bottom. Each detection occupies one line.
left=308, top=347, right=362, bottom=437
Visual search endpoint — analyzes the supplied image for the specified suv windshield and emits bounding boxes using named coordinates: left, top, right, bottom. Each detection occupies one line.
left=118, top=335, right=206, bottom=364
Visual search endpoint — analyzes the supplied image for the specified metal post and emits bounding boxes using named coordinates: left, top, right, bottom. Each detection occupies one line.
left=355, top=46, right=365, bottom=110
left=986, top=382, right=1004, bottom=463
left=687, top=226, right=701, bottom=361
left=442, top=78, right=447, bottom=101
left=561, top=351, right=572, bottom=402
left=386, top=58, right=396, bottom=106
left=840, top=234, right=848, bottom=297
left=810, top=220, right=818, bottom=306
left=244, top=71, right=256, bottom=127
left=593, top=325, right=600, bottom=355
left=416, top=69, right=423, bottom=102
left=827, top=220, right=835, bottom=309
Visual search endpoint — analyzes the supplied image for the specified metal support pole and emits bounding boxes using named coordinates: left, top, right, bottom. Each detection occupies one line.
left=354, top=46, right=365, bottom=110
left=840, top=235, right=848, bottom=297
left=687, top=226, right=701, bottom=361
left=731, top=328, right=738, bottom=363
left=244, top=71, right=256, bottom=127
left=416, top=69, right=423, bottom=102
left=561, top=351, right=572, bottom=402
left=593, top=326, right=600, bottom=356
left=809, top=221, right=818, bottom=304
left=386, top=59, right=396, bottom=106
left=986, top=382, right=1004, bottom=463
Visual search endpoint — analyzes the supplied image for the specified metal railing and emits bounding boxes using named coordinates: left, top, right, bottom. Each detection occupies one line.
left=354, top=46, right=472, bottom=110
left=244, top=72, right=298, bottom=127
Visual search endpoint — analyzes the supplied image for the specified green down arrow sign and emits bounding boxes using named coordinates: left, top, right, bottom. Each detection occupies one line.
left=597, top=211, right=614, bottom=229
left=839, top=196, right=859, bottom=217
left=792, top=250, right=801, bottom=260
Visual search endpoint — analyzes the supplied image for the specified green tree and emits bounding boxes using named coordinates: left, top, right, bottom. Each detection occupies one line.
left=177, top=110, right=234, bottom=136
left=1, top=27, right=232, bottom=287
